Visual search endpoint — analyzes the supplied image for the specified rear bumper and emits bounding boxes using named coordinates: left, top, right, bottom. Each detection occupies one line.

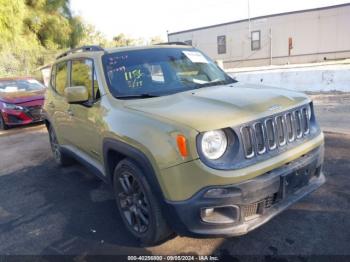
left=165, top=144, right=325, bottom=237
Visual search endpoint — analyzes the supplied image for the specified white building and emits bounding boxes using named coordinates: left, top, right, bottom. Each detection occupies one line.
left=168, top=3, right=350, bottom=68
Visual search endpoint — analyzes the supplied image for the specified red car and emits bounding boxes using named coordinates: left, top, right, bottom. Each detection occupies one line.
left=0, top=77, right=45, bottom=130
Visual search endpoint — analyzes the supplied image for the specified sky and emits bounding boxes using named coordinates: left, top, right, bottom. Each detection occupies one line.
left=70, top=0, right=350, bottom=40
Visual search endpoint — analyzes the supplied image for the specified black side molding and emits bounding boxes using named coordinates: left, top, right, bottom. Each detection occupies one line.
left=103, top=138, right=164, bottom=197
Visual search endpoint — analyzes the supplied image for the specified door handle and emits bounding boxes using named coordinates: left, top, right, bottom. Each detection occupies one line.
left=67, top=109, right=74, bottom=116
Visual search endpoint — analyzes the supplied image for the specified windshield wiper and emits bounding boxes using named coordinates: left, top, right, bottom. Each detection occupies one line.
left=116, top=93, right=159, bottom=99
left=195, top=80, right=230, bottom=88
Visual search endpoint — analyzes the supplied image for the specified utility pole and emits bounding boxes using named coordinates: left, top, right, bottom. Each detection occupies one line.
left=270, top=28, right=273, bottom=65
left=248, top=0, right=251, bottom=38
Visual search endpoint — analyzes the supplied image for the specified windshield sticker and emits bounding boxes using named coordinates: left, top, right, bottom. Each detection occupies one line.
left=125, top=69, right=144, bottom=88
left=183, top=51, right=209, bottom=64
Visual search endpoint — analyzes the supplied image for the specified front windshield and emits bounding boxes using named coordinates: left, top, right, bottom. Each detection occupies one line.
left=102, top=47, right=236, bottom=98
left=0, top=79, right=45, bottom=93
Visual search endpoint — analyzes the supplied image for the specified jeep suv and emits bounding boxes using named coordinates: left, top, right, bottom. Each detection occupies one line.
left=44, top=44, right=325, bottom=245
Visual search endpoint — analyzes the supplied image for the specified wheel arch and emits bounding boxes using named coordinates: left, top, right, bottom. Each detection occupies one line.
left=104, top=138, right=189, bottom=235
left=103, top=138, right=165, bottom=200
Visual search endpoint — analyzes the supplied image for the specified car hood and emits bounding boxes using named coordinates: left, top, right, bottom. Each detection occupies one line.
left=125, top=83, right=311, bottom=132
left=0, top=90, right=45, bottom=104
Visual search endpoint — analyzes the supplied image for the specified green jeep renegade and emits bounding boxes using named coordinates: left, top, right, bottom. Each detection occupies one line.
left=44, top=44, right=325, bottom=245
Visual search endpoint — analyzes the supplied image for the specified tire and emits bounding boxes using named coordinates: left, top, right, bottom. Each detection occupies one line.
left=0, top=113, right=8, bottom=130
left=48, top=125, right=73, bottom=166
left=113, top=159, right=173, bottom=245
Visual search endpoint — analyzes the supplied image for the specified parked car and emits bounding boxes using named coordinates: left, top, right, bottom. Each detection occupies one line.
left=43, top=44, right=325, bottom=245
left=0, top=77, right=45, bottom=130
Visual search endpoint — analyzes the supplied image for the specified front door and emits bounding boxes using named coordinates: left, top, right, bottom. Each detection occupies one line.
left=67, top=58, right=104, bottom=163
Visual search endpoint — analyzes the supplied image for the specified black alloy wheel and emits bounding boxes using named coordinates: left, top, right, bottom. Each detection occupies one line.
left=117, top=170, right=150, bottom=233
left=113, top=159, right=173, bottom=245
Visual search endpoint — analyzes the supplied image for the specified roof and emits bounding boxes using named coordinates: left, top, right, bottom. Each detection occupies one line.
left=105, top=44, right=191, bottom=54
left=168, top=3, right=350, bottom=36
left=54, top=44, right=193, bottom=62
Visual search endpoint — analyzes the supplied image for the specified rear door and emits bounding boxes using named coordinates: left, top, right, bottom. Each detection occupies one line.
left=47, top=61, right=72, bottom=145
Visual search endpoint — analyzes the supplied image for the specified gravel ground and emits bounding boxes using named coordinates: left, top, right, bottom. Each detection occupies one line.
left=0, top=128, right=348, bottom=257
left=309, top=92, right=350, bottom=135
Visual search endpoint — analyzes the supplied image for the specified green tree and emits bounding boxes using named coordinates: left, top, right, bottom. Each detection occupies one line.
left=0, top=0, right=25, bottom=46
left=79, top=23, right=109, bottom=47
left=112, top=33, right=137, bottom=47
left=149, top=35, right=165, bottom=45
left=0, top=0, right=86, bottom=76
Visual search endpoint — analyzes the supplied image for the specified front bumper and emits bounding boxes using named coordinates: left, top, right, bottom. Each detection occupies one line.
left=165, top=144, right=325, bottom=237
left=1, top=107, right=44, bottom=126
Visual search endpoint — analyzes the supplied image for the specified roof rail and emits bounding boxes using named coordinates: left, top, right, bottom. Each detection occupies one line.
left=155, top=42, right=191, bottom=46
left=56, top=45, right=105, bottom=59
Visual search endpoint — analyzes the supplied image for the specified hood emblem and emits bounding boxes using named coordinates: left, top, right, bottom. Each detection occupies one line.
left=268, top=104, right=282, bottom=111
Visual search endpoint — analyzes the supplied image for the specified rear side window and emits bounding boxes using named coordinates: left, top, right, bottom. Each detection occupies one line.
left=55, top=62, right=68, bottom=95
left=71, top=59, right=100, bottom=100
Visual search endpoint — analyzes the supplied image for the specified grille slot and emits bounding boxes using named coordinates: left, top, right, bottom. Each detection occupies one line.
left=285, top=112, right=295, bottom=142
left=265, top=118, right=277, bottom=150
left=276, top=115, right=287, bottom=146
left=302, top=108, right=310, bottom=134
left=294, top=110, right=303, bottom=139
left=254, top=122, right=266, bottom=154
left=241, top=126, right=255, bottom=158
left=240, top=105, right=312, bottom=159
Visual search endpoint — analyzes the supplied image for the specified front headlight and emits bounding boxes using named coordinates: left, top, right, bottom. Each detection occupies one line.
left=201, top=130, right=228, bottom=160
left=3, top=103, right=24, bottom=110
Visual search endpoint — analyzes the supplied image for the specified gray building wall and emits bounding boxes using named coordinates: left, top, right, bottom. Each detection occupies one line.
left=168, top=4, right=350, bottom=68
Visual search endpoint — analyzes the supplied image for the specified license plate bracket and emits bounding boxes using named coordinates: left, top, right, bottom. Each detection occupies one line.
left=279, top=162, right=317, bottom=198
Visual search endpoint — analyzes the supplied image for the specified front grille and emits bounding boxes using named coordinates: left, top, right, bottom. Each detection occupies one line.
left=240, top=105, right=311, bottom=159
left=242, top=202, right=259, bottom=220
left=27, top=106, right=43, bottom=121
left=242, top=193, right=279, bottom=221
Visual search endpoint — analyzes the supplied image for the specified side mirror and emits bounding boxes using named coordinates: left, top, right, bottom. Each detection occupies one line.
left=65, top=86, right=89, bottom=104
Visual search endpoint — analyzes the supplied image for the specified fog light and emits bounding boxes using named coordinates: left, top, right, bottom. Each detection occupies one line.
left=204, top=188, right=240, bottom=198
left=203, top=208, right=214, bottom=217
left=201, top=206, right=239, bottom=224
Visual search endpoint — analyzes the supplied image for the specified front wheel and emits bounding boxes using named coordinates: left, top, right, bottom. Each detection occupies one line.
left=113, top=159, right=173, bottom=245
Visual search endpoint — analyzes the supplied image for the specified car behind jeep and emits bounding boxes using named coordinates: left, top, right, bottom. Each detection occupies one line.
left=43, top=44, right=325, bottom=245
left=0, top=77, right=45, bottom=130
